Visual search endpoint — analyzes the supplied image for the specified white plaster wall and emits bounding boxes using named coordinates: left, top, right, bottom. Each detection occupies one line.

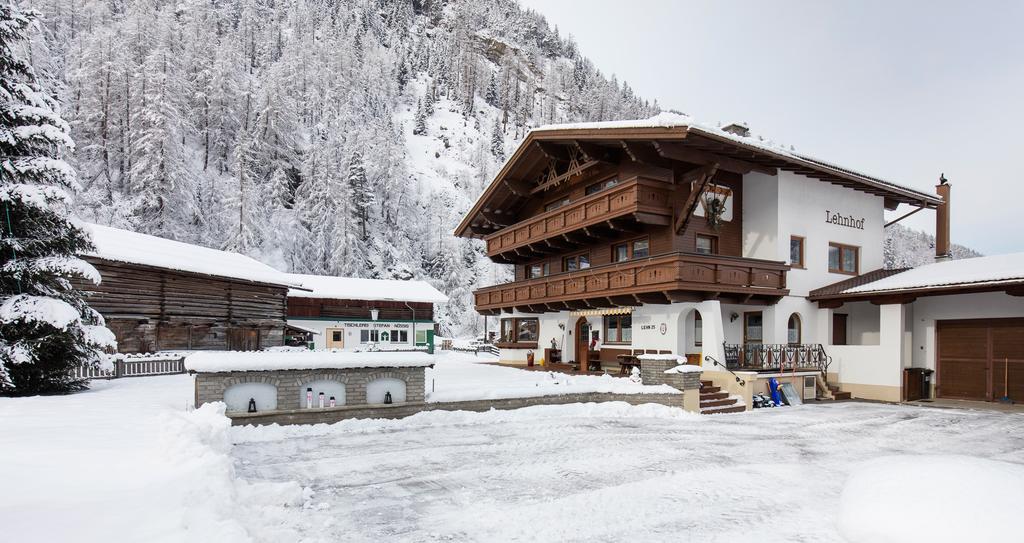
left=288, top=318, right=423, bottom=350
left=909, top=292, right=1024, bottom=370
left=829, top=304, right=907, bottom=388
left=741, top=171, right=780, bottom=261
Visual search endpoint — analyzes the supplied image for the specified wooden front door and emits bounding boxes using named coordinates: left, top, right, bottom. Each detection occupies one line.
left=326, top=328, right=345, bottom=349
left=227, top=327, right=260, bottom=351
left=937, top=318, right=1024, bottom=401
left=575, top=317, right=590, bottom=366
left=832, top=314, right=848, bottom=346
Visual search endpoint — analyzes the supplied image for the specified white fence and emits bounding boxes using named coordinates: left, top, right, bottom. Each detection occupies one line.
left=71, top=354, right=186, bottom=380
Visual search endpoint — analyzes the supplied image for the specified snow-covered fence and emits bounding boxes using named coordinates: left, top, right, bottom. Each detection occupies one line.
left=71, top=354, right=186, bottom=380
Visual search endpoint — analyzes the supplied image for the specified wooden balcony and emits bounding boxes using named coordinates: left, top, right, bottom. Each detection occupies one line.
left=474, top=252, right=789, bottom=314
left=484, top=178, right=672, bottom=262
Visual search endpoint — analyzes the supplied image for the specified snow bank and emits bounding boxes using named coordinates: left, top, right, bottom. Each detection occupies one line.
left=185, top=350, right=435, bottom=373
left=838, top=455, right=1024, bottom=543
left=284, top=272, right=448, bottom=304
left=84, top=223, right=296, bottom=287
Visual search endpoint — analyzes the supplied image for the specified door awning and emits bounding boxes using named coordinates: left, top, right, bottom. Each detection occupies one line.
left=570, top=307, right=635, bottom=317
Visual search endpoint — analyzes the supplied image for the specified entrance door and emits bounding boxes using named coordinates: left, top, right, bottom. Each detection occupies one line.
left=743, top=312, right=763, bottom=344
left=937, top=318, right=1024, bottom=401
left=832, top=314, right=848, bottom=345
left=227, top=327, right=260, bottom=351
left=575, top=317, right=590, bottom=366
left=326, top=328, right=345, bottom=349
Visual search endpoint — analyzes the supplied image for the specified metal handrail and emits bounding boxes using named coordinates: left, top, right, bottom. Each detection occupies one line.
left=705, top=354, right=746, bottom=386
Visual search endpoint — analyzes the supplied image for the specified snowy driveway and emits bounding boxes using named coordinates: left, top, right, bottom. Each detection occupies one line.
left=232, top=402, right=1024, bottom=542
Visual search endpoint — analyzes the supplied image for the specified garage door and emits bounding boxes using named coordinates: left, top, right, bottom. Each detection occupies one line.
left=937, top=318, right=1024, bottom=401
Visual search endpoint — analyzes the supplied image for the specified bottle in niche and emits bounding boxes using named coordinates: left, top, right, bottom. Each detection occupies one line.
left=329, top=396, right=336, bottom=408
left=306, top=388, right=313, bottom=409
left=318, top=392, right=325, bottom=408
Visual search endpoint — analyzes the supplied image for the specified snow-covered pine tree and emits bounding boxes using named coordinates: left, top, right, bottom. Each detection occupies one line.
left=0, top=4, right=115, bottom=395
left=347, top=150, right=373, bottom=240
left=490, top=121, right=504, bottom=159
left=412, top=99, right=427, bottom=135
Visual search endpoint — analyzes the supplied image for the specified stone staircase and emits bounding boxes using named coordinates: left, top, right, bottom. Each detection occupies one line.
left=699, top=380, right=746, bottom=414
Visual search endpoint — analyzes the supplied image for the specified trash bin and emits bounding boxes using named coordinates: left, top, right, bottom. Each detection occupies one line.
left=921, top=369, right=934, bottom=400
left=904, top=368, right=929, bottom=401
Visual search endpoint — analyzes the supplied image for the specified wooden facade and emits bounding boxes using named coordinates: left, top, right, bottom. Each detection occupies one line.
left=287, top=298, right=435, bottom=321
left=79, top=257, right=288, bottom=353
left=456, top=128, right=797, bottom=314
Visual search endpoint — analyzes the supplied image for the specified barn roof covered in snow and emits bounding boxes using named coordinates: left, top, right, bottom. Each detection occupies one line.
left=184, top=350, right=436, bottom=373
left=455, top=112, right=942, bottom=238
left=809, top=253, right=1024, bottom=303
left=283, top=273, right=449, bottom=304
left=83, top=223, right=298, bottom=287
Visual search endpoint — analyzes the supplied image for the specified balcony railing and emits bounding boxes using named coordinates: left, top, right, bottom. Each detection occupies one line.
left=474, top=252, right=789, bottom=312
left=484, top=178, right=672, bottom=258
left=723, top=343, right=832, bottom=375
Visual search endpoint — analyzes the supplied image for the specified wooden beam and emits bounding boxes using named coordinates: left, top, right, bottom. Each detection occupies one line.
left=634, top=212, right=671, bottom=226
left=884, top=205, right=925, bottom=228
left=1006, top=286, right=1024, bottom=297
left=481, top=210, right=513, bottom=226
left=503, top=178, right=533, bottom=197
left=635, top=292, right=670, bottom=304
left=870, top=295, right=917, bottom=306
left=620, top=141, right=675, bottom=170
left=573, top=141, right=614, bottom=163
left=534, top=141, right=571, bottom=161
left=673, top=163, right=719, bottom=234
left=529, top=160, right=602, bottom=194
left=652, top=141, right=775, bottom=175
left=609, top=295, right=636, bottom=306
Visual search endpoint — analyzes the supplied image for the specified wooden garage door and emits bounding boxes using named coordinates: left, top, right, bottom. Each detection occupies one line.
left=937, top=318, right=1024, bottom=401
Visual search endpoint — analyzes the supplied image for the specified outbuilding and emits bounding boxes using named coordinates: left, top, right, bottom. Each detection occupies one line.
left=284, top=274, right=448, bottom=352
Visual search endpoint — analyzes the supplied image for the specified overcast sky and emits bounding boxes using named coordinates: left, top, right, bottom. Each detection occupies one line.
left=517, top=0, right=1024, bottom=255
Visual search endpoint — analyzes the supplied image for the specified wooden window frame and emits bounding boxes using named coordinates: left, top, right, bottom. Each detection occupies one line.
left=743, top=311, right=764, bottom=345
left=584, top=176, right=620, bottom=197
left=603, top=314, right=633, bottom=345
left=828, top=242, right=860, bottom=275
left=497, top=317, right=539, bottom=349
left=790, top=236, right=805, bottom=269
left=544, top=196, right=571, bottom=212
left=563, top=251, right=591, bottom=273
left=612, top=235, right=651, bottom=263
left=695, top=234, right=719, bottom=255
left=525, top=260, right=550, bottom=279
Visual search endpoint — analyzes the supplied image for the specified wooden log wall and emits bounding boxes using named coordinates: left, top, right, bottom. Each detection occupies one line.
left=76, top=257, right=288, bottom=353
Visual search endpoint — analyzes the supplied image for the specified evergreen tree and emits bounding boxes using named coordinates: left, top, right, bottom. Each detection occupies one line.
left=490, top=121, right=504, bottom=159
left=347, top=150, right=373, bottom=240
left=412, top=99, right=427, bottom=135
left=0, top=5, right=115, bottom=395
left=484, top=73, right=498, bottom=106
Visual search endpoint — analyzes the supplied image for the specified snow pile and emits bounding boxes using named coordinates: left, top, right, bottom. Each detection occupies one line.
left=284, top=273, right=448, bottom=304
left=664, top=364, right=704, bottom=374
left=84, top=223, right=296, bottom=287
left=838, top=455, right=1024, bottom=542
left=637, top=353, right=685, bottom=362
left=425, top=351, right=678, bottom=403
left=845, top=252, right=1024, bottom=293
left=185, top=350, right=435, bottom=373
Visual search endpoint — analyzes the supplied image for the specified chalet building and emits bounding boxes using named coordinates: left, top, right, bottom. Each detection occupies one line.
left=79, top=224, right=298, bottom=353
left=284, top=274, right=448, bottom=351
left=453, top=112, right=1005, bottom=403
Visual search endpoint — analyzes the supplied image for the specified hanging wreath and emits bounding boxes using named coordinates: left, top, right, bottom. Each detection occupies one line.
left=702, top=187, right=730, bottom=230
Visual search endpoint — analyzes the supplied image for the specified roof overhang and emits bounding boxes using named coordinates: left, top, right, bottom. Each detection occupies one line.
left=455, top=124, right=942, bottom=239
left=809, top=279, right=1024, bottom=307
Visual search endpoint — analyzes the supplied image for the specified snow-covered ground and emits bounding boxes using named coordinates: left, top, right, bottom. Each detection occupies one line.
left=3, top=356, right=1024, bottom=542
left=425, top=350, right=677, bottom=401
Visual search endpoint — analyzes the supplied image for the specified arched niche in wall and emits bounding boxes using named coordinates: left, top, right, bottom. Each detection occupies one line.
left=299, top=379, right=346, bottom=408
left=366, top=377, right=407, bottom=404
left=223, top=382, right=277, bottom=413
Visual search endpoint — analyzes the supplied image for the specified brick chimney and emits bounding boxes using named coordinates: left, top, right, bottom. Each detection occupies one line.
left=935, top=175, right=951, bottom=261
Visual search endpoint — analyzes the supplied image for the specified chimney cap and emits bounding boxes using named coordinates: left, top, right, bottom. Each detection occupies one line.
left=722, top=121, right=750, bottom=137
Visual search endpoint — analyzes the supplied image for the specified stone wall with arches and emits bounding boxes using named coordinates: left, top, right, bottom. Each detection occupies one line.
left=194, top=365, right=427, bottom=413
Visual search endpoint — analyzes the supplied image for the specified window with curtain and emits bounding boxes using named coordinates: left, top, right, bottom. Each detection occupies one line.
left=604, top=314, right=632, bottom=343
left=787, top=314, right=801, bottom=344
left=694, top=312, right=703, bottom=346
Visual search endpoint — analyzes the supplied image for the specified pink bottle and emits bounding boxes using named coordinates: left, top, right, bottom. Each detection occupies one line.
left=318, top=392, right=325, bottom=408
left=305, top=388, right=313, bottom=409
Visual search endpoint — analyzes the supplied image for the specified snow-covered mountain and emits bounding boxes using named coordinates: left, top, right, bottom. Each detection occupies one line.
left=37, top=0, right=974, bottom=335
left=884, top=223, right=981, bottom=269
left=38, top=0, right=657, bottom=335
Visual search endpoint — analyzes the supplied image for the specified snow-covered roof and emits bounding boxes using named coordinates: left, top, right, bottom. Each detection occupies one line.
left=284, top=273, right=448, bottom=304
left=532, top=112, right=938, bottom=204
left=84, top=223, right=297, bottom=287
left=841, top=253, right=1024, bottom=294
left=184, top=350, right=436, bottom=373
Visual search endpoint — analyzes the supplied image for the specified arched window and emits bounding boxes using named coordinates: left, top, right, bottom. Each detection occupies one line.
left=693, top=312, right=703, bottom=346
left=787, top=313, right=802, bottom=345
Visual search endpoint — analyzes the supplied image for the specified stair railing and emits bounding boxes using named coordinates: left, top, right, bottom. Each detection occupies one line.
left=705, top=354, right=746, bottom=386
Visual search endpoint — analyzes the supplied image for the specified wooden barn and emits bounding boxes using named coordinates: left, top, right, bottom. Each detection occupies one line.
left=78, top=224, right=300, bottom=354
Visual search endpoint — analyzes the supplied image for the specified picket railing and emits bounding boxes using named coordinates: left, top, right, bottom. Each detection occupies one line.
left=71, top=354, right=186, bottom=380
